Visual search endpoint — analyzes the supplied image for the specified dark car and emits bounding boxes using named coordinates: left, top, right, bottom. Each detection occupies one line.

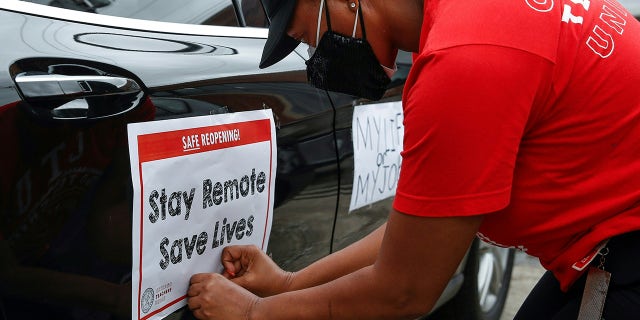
left=0, top=1, right=516, bottom=319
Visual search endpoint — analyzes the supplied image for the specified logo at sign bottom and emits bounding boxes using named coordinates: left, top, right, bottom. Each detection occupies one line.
left=141, top=287, right=155, bottom=313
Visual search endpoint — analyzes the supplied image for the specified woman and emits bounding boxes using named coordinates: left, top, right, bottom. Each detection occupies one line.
left=187, top=0, right=640, bottom=319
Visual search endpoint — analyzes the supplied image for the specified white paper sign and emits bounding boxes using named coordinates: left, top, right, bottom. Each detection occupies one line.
left=349, top=102, right=404, bottom=211
left=127, top=110, right=276, bottom=320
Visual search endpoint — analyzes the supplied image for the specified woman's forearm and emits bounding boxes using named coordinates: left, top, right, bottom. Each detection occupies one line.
left=287, top=222, right=386, bottom=291
left=254, top=261, right=438, bottom=320
left=250, top=211, right=483, bottom=320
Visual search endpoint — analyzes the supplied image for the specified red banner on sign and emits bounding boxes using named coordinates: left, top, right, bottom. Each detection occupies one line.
left=137, top=119, right=272, bottom=163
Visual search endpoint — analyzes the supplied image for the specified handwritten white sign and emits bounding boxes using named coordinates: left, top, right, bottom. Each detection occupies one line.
left=127, top=110, right=276, bottom=320
left=349, top=101, right=404, bottom=212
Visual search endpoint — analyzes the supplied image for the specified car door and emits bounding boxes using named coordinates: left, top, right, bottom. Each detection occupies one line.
left=0, top=1, right=341, bottom=318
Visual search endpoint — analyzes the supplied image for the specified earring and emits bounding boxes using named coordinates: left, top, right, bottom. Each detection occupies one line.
left=349, top=2, right=356, bottom=8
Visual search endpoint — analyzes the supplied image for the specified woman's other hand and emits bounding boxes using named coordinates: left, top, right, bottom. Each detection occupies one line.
left=221, top=245, right=294, bottom=297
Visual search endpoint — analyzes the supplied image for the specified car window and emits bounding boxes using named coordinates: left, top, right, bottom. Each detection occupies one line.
left=618, top=0, right=640, bottom=17
left=19, top=0, right=249, bottom=26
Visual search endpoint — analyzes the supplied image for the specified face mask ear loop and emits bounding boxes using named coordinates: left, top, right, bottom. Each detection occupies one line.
left=315, top=0, right=325, bottom=47
left=351, top=5, right=359, bottom=37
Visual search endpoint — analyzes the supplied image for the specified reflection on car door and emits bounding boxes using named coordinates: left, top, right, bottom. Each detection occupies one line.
left=0, top=1, right=341, bottom=318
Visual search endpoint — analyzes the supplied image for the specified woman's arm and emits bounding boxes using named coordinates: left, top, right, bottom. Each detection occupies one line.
left=220, top=222, right=386, bottom=296
left=287, top=221, right=387, bottom=291
left=189, top=209, right=483, bottom=319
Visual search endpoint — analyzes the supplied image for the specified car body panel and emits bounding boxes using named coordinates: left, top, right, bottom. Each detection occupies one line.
left=0, top=1, right=485, bottom=319
left=0, top=3, right=347, bottom=317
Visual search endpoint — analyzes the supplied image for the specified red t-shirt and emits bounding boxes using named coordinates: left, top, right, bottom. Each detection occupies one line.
left=394, top=0, right=640, bottom=291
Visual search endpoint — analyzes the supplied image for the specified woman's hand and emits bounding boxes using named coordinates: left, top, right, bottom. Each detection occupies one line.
left=187, top=273, right=260, bottom=320
left=221, top=245, right=294, bottom=297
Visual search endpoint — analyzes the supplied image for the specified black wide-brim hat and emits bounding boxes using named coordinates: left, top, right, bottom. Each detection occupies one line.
left=260, top=0, right=301, bottom=68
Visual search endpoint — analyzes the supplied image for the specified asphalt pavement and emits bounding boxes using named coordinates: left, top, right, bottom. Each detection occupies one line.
left=500, top=252, right=546, bottom=320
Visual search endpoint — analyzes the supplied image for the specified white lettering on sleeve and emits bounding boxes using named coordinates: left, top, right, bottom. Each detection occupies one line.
left=562, top=4, right=584, bottom=24
left=525, top=0, right=554, bottom=12
left=587, top=25, right=615, bottom=58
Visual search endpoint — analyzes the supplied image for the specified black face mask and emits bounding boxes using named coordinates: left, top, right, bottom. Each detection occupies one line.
left=306, top=2, right=390, bottom=101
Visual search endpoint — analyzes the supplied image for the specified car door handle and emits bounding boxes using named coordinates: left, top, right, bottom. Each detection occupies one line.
left=15, top=73, right=141, bottom=100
